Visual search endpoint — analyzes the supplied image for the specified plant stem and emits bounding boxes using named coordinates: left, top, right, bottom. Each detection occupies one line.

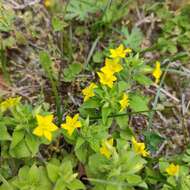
left=86, top=109, right=160, bottom=121
left=0, top=44, right=10, bottom=83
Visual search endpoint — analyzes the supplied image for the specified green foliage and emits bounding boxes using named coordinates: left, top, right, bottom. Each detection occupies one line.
left=63, top=63, right=82, bottom=82
left=159, top=159, right=190, bottom=190
left=65, top=0, right=133, bottom=25
left=1, top=0, right=190, bottom=187
left=46, top=158, right=85, bottom=190
left=11, top=165, right=52, bottom=190
left=75, top=118, right=108, bottom=163
left=39, top=51, right=62, bottom=124
left=52, top=16, right=68, bottom=32
left=130, top=94, right=149, bottom=113
left=0, top=4, right=15, bottom=32
left=122, top=27, right=144, bottom=52
left=86, top=147, right=147, bottom=190
left=153, top=4, right=190, bottom=55
left=65, top=0, right=99, bottom=21
left=0, top=102, right=50, bottom=158
left=0, top=160, right=85, bottom=190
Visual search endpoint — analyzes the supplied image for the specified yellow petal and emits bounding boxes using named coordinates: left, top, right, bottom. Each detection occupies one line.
left=119, top=94, right=129, bottom=112
left=166, top=163, right=179, bottom=176
left=36, top=115, right=44, bottom=126
left=73, top=114, right=79, bottom=122
left=44, top=114, right=54, bottom=123
left=49, top=123, right=58, bottom=132
left=75, top=121, right=81, bottom=128
left=67, top=127, right=75, bottom=136
left=44, top=130, right=52, bottom=141
left=61, top=123, right=69, bottom=130
left=100, top=146, right=111, bottom=159
left=33, top=127, right=43, bottom=137
left=66, top=115, right=72, bottom=124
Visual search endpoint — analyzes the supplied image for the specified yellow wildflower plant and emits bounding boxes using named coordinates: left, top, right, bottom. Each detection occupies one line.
left=119, top=93, right=129, bottom=112
left=101, top=58, right=123, bottom=74
left=0, top=97, right=21, bottom=112
left=61, top=114, right=81, bottom=136
left=110, top=44, right=132, bottom=59
left=33, top=114, right=58, bottom=141
left=152, top=61, right=162, bottom=84
left=82, top=82, right=97, bottom=102
left=132, top=137, right=149, bottom=157
left=100, top=138, right=114, bottom=159
left=166, top=163, right=179, bottom=176
left=97, top=71, right=117, bottom=88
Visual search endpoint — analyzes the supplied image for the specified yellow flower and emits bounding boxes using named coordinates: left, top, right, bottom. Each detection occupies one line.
left=82, top=83, right=97, bottom=102
left=33, top=114, right=58, bottom=141
left=132, top=137, right=149, bottom=157
left=119, top=94, right=129, bottom=112
left=44, top=0, right=52, bottom=7
left=100, top=138, right=114, bottom=159
left=152, top=61, right=162, bottom=84
left=166, top=163, right=179, bottom=176
left=0, top=97, right=21, bottom=112
left=110, top=44, right=132, bottom=59
left=101, top=58, right=123, bottom=74
left=97, top=71, right=117, bottom=88
left=61, top=114, right=81, bottom=136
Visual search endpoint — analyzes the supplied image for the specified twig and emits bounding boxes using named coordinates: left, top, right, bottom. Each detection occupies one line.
left=152, top=83, right=180, bottom=103
left=153, top=141, right=167, bottom=157
left=85, top=36, right=101, bottom=68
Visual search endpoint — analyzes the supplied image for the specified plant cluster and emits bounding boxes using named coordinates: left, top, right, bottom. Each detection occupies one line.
left=0, top=44, right=190, bottom=190
left=152, top=3, right=190, bottom=56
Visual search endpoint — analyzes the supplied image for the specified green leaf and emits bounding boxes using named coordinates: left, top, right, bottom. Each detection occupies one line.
left=124, top=151, right=146, bottom=174
left=130, top=94, right=149, bottom=113
left=89, top=138, right=100, bottom=152
left=117, top=81, right=130, bottom=93
left=52, top=17, right=66, bottom=32
left=0, top=124, right=11, bottom=141
left=70, top=63, right=82, bottom=74
left=75, top=142, right=88, bottom=164
left=115, top=115, right=129, bottom=129
left=46, top=163, right=60, bottom=182
left=18, top=166, right=30, bottom=180
left=65, top=0, right=98, bottom=21
left=10, top=130, right=25, bottom=149
left=126, top=174, right=142, bottom=185
left=0, top=183, right=13, bottom=190
left=133, top=74, right=152, bottom=86
left=120, top=128, right=133, bottom=141
left=54, top=178, right=66, bottom=190
left=93, top=51, right=104, bottom=63
left=38, top=167, right=53, bottom=190
left=67, top=179, right=85, bottom=190
left=25, top=134, right=40, bottom=156
left=75, top=137, right=85, bottom=150
left=81, top=99, right=99, bottom=109
left=28, top=165, right=40, bottom=184
left=63, top=63, right=82, bottom=82
left=39, top=52, right=52, bottom=70
left=101, top=105, right=111, bottom=124
left=122, top=27, right=143, bottom=52
left=10, top=140, right=31, bottom=158
left=144, top=131, right=164, bottom=152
